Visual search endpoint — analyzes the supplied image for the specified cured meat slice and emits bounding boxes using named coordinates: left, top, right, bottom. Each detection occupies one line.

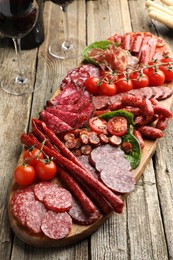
left=11, top=188, right=35, bottom=225
left=92, top=96, right=110, bottom=110
left=159, top=85, right=173, bottom=100
left=75, top=101, right=95, bottom=128
left=45, top=108, right=85, bottom=127
left=26, top=200, right=47, bottom=234
left=88, top=44, right=128, bottom=71
left=121, top=32, right=131, bottom=50
left=78, top=155, right=98, bottom=179
left=41, top=211, right=72, bottom=239
left=48, top=89, right=83, bottom=106
left=40, top=111, right=72, bottom=134
left=151, top=86, right=164, bottom=100
left=128, top=87, right=154, bottom=99
left=43, top=188, right=73, bottom=213
left=99, top=165, right=135, bottom=194
left=68, top=197, right=101, bottom=225
left=34, top=182, right=60, bottom=202
left=60, top=64, right=99, bottom=90
left=131, top=33, right=143, bottom=53
left=90, top=145, right=134, bottom=194
left=53, top=82, right=77, bottom=100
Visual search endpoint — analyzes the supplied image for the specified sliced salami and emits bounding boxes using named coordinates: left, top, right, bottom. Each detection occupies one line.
left=34, top=182, right=59, bottom=202
left=41, top=211, right=72, bottom=239
left=128, top=87, right=153, bottom=100
left=90, top=144, right=134, bottom=194
left=159, top=85, right=173, bottom=100
left=49, top=89, right=83, bottom=106
left=92, top=95, right=110, bottom=110
left=99, top=164, right=135, bottom=194
left=43, top=187, right=73, bottom=213
left=11, top=188, right=35, bottom=224
left=68, top=197, right=101, bottom=225
left=151, top=86, right=164, bottom=100
left=26, top=200, right=47, bottom=234
left=78, top=155, right=98, bottom=179
left=40, top=110, right=72, bottom=134
left=45, top=108, right=85, bottom=127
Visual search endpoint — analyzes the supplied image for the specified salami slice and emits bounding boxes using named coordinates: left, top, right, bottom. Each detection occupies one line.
left=78, top=155, right=98, bottom=179
left=92, top=96, right=110, bottom=110
left=90, top=145, right=134, bottom=194
left=151, top=86, right=164, bottom=100
left=159, top=85, right=173, bottom=100
left=11, top=188, right=36, bottom=225
left=34, top=182, right=60, bottom=202
left=68, top=197, right=101, bottom=225
left=128, top=87, right=154, bottom=100
left=43, top=187, right=73, bottom=213
left=50, top=89, right=83, bottom=106
left=45, top=108, right=85, bottom=127
left=41, top=211, right=72, bottom=239
left=26, top=200, right=47, bottom=234
left=40, top=110, right=72, bottom=134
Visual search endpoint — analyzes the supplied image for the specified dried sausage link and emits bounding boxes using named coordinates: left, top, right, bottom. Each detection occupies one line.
left=155, top=116, right=170, bottom=131
left=138, top=126, right=164, bottom=139
left=133, top=129, right=145, bottom=149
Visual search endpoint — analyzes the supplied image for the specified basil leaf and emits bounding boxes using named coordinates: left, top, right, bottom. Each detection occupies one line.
left=122, top=132, right=141, bottom=169
left=99, top=110, right=134, bottom=126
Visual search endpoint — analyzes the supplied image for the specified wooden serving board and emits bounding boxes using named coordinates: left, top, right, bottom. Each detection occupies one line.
left=8, top=80, right=173, bottom=248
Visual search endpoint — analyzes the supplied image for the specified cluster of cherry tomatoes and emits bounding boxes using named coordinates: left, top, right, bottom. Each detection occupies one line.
left=84, top=57, right=173, bottom=96
left=14, top=148, right=57, bottom=186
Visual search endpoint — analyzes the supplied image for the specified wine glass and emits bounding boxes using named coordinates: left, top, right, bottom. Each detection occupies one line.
left=48, top=0, right=85, bottom=59
left=0, top=0, right=40, bottom=95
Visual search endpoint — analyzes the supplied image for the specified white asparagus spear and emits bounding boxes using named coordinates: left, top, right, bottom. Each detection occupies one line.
left=168, top=5, right=173, bottom=10
left=146, top=0, right=173, bottom=14
left=148, top=5, right=173, bottom=16
left=149, top=10, right=173, bottom=28
left=160, top=0, right=173, bottom=6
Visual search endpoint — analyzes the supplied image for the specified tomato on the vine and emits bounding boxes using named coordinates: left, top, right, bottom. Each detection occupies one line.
left=23, top=148, right=44, bottom=167
left=99, top=81, right=117, bottom=96
left=159, top=57, right=173, bottom=82
left=147, top=69, right=165, bottom=86
left=107, top=116, right=128, bottom=136
left=14, top=164, right=36, bottom=186
left=84, top=77, right=100, bottom=95
left=89, top=116, right=108, bottom=134
left=36, top=160, right=57, bottom=181
left=130, top=72, right=149, bottom=89
left=115, top=76, right=133, bottom=93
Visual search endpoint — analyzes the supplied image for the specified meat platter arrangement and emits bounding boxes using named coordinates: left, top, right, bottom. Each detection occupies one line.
left=8, top=32, right=173, bottom=247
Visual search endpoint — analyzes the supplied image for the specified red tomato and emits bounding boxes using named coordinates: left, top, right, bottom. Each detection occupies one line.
left=23, top=148, right=44, bottom=167
left=84, top=77, right=100, bottom=95
left=130, top=72, right=149, bottom=89
left=148, top=69, right=165, bottom=86
left=99, top=82, right=117, bottom=96
left=143, top=61, right=158, bottom=76
left=159, top=58, right=173, bottom=82
left=14, top=165, right=36, bottom=186
left=89, top=117, right=108, bottom=134
left=36, top=160, right=57, bottom=181
left=116, top=77, right=133, bottom=93
left=100, top=70, right=118, bottom=82
left=107, top=116, right=128, bottom=136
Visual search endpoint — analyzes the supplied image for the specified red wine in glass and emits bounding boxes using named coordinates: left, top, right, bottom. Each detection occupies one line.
left=49, top=0, right=85, bottom=59
left=0, top=0, right=40, bottom=95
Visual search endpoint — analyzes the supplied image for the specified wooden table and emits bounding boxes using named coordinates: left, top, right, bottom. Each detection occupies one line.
left=0, top=0, right=173, bottom=259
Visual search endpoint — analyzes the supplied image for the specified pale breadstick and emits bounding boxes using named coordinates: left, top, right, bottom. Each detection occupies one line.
left=149, top=10, right=173, bottom=28
left=146, top=0, right=173, bottom=14
left=148, top=5, right=173, bottom=16
left=160, top=0, right=173, bottom=6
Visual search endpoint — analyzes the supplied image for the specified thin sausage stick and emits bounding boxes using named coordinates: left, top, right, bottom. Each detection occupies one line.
left=21, top=133, right=124, bottom=213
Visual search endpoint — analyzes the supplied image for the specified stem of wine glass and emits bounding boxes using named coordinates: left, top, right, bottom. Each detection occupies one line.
left=61, top=5, right=72, bottom=50
left=12, top=38, right=27, bottom=84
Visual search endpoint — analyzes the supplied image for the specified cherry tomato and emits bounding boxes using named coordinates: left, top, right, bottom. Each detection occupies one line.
left=147, top=69, right=165, bottom=86
left=143, top=61, right=158, bottom=76
left=89, top=116, right=108, bottom=134
left=130, top=72, right=149, bottom=89
left=99, top=82, right=117, bottom=96
left=14, top=164, right=36, bottom=186
left=84, top=77, right=100, bottom=95
left=23, top=148, right=44, bottom=167
left=159, top=58, right=173, bottom=82
left=115, top=76, right=133, bottom=93
left=100, top=70, right=118, bottom=82
left=107, top=116, right=128, bottom=136
left=36, top=160, right=57, bottom=181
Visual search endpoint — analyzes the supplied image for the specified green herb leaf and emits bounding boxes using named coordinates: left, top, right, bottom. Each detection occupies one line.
left=122, top=132, right=141, bottom=169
